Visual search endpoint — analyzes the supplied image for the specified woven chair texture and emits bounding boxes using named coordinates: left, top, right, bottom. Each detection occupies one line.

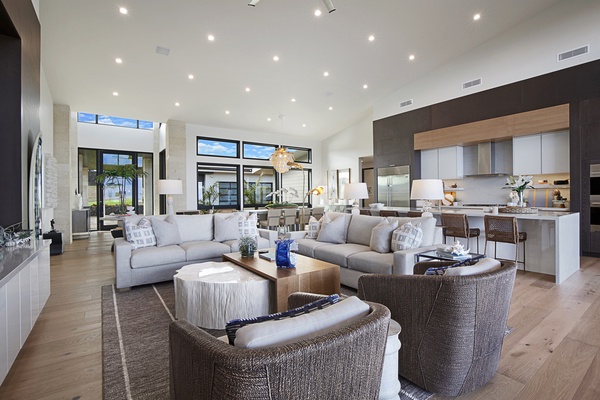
left=169, top=293, right=391, bottom=400
left=379, top=210, right=400, bottom=217
left=357, top=261, right=517, bottom=397
left=483, top=215, right=527, bottom=266
left=441, top=213, right=481, bottom=252
left=359, top=209, right=371, bottom=215
left=406, top=211, right=423, bottom=217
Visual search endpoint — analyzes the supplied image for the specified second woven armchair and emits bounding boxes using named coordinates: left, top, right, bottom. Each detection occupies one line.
left=357, top=261, right=517, bottom=396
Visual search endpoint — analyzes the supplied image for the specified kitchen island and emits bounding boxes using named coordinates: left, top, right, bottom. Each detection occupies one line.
left=371, top=207, right=579, bottom=284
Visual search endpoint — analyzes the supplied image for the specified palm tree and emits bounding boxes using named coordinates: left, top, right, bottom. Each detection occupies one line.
left=96, top=164, right=147, bottom=214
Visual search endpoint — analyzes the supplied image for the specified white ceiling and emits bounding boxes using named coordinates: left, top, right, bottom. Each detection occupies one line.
left=40, top=0, right=563, bottom=140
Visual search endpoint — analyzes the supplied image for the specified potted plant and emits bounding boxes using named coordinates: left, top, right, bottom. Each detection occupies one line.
left=96, top=164, right=147, bottom=214
left=238, top=235, right=257, bottom=258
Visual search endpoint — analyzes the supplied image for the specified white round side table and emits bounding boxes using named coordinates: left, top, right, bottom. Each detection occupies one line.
left=379, top=319, right=401, bottom=400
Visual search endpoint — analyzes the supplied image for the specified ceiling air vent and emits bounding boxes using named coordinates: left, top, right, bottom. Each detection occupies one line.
left=156, top=46, right=171, bottom=56
left=400, top=99, right=413, bottom=108
left=462, top=78, right=482, bottom=90
left=557, top=45, right=589, bottom=62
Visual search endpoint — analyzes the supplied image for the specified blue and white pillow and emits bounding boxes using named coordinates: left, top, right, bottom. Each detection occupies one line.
left=124, top=217, right=156, bottom=249
left=391, top=222, right=423, bottom=251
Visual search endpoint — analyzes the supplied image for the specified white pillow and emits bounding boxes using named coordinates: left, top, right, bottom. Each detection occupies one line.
left=316, top=214, right=346, bottom=244
left=444, top=258, right=502, bottom=276
left=306, top=216, right=322, bottom=239
left=391, top=222, right=423, bottom=251
left=234, top=297, right=370, bottom=348
left=124, top=217, right=156, bottom=249
left=238, top=213, right=258, bottom=238
left=369, top=218, right=399, bottom=253
left=214, top=212, right=243, bottom=242
left=150, top=215, right=181, bottom=247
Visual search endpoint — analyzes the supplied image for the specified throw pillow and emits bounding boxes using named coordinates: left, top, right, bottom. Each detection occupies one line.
left=306, top=216, right=322, bottom=239
left=214, top=212, right=243, bottom=242
left=444, top=257, right=502, bottom=276
left=369, top=218, right=399, bottom=253
left=150, top=215, right=181, bottom=247
left=238, top=213, right=258, bottom=238
left=231, top=296, right=370, bottom=349
left=225, top=294, right=340, bottom=345
left=391, top=222, right=423, bottom=251
left=316, top=214, right=346, bottom=244
left=124, top=217, right=156, bottom=249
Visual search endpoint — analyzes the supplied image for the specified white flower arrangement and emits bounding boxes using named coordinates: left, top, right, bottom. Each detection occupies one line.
left=503, top=175, right=534, bottom=194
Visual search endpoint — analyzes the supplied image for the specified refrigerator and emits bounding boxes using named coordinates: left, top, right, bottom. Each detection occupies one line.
left=377, top=166, right=410, bottom=207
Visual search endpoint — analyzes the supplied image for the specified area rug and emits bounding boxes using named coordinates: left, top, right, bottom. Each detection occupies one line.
left=102, top=282, right=434, bottom=400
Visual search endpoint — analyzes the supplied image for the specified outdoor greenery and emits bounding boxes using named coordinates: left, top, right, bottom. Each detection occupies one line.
left=95, top=164, right=147, bottom=214
left=198, top=181, right=220, bottom=213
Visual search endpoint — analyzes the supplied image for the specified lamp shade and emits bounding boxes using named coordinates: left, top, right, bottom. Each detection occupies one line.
left=157, top=179, right=183, bottom=195
left=343, top=182, right=369, bottom=200
left=410, top=179, right=444, bottom=200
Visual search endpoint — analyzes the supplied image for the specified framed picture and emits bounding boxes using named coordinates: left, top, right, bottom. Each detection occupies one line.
left=337, top=168, right=350, bottom=201
left=327, top=169, right=338, bottom=200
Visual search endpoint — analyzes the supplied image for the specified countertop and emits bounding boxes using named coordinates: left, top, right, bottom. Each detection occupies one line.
left=0, top=239, right=50, bottom=287
left=370, top=207, right=576, bottom=221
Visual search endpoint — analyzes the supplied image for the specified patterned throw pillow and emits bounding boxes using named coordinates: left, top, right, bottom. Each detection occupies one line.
left=225, top=294, right=340, bottom=345
left=124, top=217, right=156, bottom=249
left=391, top=222, right=423, bottom=251
left=306, top=216, right=322, bottom=239
left=238, top=213, right=258, bottom=238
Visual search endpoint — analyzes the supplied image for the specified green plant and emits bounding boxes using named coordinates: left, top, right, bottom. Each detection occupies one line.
left=244, top=173, right=267, bottom=206
left=198, top=181, right=220, bottom=213
left=96, top=164, right=147, bottom=213
left=238, top=235, right=257, bottom=257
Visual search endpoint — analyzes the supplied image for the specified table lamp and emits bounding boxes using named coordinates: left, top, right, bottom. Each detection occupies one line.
left=343, top=182, right=369, bottom=215
left=158, top=179, right=183, bottom=215
left=410, top=179, right=444, bottom=215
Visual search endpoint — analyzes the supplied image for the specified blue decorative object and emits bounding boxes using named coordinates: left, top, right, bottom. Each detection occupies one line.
left=275, top=238, right=296, bottom=268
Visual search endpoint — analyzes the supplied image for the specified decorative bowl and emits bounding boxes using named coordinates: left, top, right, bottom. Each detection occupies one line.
left=369, top=203, right=384, bottom=210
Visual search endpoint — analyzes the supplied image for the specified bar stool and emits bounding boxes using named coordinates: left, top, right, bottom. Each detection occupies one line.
left=441, top=213, right=481, bottom=253
left=359, top=209, right=371, bottom=216
left=407, top=211, right=423, bottom=217
left=379, top=210, right=400, bottom=217
left=484, top=215, right=527, bottom=270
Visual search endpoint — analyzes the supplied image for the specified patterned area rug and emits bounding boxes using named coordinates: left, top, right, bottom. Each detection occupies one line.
left=102, top=282, right=435, bottom=399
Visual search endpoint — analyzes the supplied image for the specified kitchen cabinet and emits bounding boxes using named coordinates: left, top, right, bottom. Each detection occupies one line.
left=513, top=131, right=569, bottom=175
left=420, top=146, right=463, bottom=179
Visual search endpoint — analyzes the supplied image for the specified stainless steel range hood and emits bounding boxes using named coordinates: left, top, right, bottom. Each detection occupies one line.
left=464, top=141, right=512, bottom=176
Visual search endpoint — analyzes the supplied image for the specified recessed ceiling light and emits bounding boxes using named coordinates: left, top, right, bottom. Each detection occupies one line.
left=119, top=7, right=128, bottom=15
left=225, top=110, right=230, bottom=115
left=245, top=87, right=251, bottom=92
left=291, top=98, right=296, bottom=102
left=267, top=118, right=272, bottom=122
left=188, top=74, right=195, bottom=80
left=473, top=13, right=481, bottom=21
left=329, top=106, right=333, bottom=111
left=368, top=35, right=375, bottom=42
left=175, top=102, right=180, bottom=107
left=273, top=55, right=279, bottom=61
left=409, top=54, right=415, bottom=61
left=112, top=91, right=119, bottom=96
left=314, top=9, right=322, bottom=17
left=302, top=124, right=307, bottom=128
left=208, top=34, right=215, bottom=41
left=115, top=58, right=123, bottom=64
left=323, top=71, right=329, bottom=77
left=363, top=84, right=368, bottom=89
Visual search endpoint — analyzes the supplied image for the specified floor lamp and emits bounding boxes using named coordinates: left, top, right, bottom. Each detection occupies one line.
left=158, top=179, right=183, bottom=215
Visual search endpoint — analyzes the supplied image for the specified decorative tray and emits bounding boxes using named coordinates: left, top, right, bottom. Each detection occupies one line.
left=498, top=206, right=538, bottom=214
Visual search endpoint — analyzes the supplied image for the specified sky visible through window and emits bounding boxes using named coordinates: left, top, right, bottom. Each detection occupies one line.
left=197, top=139, right=238, bottom=157
left=243, top=143, right=277, bottom=159
left=77, top=112, right=153, bottom=130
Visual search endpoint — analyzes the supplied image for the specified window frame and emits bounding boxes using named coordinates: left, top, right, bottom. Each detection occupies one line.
left=196, top=162, right=241, bottom=211
left=242, top=141, right=278, bottom=160
left=283, top=145, right=312, bottom=164
left=77, top=112, right=153, bottom=130
left=197, top=136, right=241, bottom=159
left=242, top=165, right=277, bottom=208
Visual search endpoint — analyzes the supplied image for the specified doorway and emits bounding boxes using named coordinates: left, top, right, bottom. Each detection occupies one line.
left=359, top=156, right=375, bottom=207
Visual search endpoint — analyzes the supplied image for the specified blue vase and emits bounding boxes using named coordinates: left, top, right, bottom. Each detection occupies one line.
left=275, top=238, right=296, bottom=269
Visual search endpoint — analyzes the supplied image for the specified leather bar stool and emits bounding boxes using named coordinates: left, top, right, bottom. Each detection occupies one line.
left=379, top=210, right=400, bottom=217
left=441, top=213, right=481, bottom=253
left=407, top=211, right=423, bottom=217
left=484, top=215, right=527, bottom=270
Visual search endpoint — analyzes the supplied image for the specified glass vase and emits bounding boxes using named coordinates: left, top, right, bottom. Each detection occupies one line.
left=518, top=191, right=525, bottom=207
left=275, top=238, right=296, bottom=269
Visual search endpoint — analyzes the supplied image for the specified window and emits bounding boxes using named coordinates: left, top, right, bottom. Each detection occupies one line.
left=280, top=168, right=312, bottom=206
left=243, top=166, right=276, bottom=208
left=197, top=163, right=240, bottom=211
left=243, top=142, right=278, bottom=160
left=197, top=137, right=240, bottom=158
left=77, top=112, right=154, bottom=130
left=286, top=146, right=312, bottom=163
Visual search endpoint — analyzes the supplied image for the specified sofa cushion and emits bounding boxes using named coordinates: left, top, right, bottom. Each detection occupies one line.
left=313, top=243, right=371, bottom=267
left=238, top=213, right=258, bottom=238
left=296, top=238, right=333, bottom=258
left=306, top=216, right=322, bottom=239
left=347, top=214, right=385, bottom=246
left=151, top=215, right=182, bottom=247
left=389, top=216, right=437, bottom=246
left=130, top=245, right=186, bottom=268
left=369, top=218, right=399, bottom=253
left=124, top=217, right=156, bottom=249
left=347, top=251, right=394, bottom=274
left=179, top=241, right=232, bottom=261
left=444, top=258, right=502, bottom=276
left=173, top=214, right=214, bottom=242
left=233, top=296, right=370, bottom=348
left=223, top=236, right=270, bottom=252
left=391, top=222, right=423, bottom=251
left=317, top=213, right=347, bottom=244
left=214, top=212, right=244, bottom=242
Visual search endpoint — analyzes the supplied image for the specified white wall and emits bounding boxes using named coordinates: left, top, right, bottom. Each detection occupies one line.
left=77, top=122, right=155, bottom=153
left=374, top=0, right=600, bottom=121
left=185, top=123, right=321, bottom=210
left=40, top=69, right=54, bottom=232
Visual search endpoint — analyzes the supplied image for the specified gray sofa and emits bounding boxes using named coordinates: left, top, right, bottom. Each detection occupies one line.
left=114, top=213, right=276, bottom=289
left=286, top=212, right=443, bottom=289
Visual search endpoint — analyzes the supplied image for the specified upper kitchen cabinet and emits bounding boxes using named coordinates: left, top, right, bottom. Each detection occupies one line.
left=513, top=131, right=569, bottom=175
left=420, top=146, right=463, bottom=179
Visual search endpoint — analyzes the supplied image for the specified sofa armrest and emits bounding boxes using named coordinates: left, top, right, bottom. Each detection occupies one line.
left=114, top=238, right=133, bottom=289
left=258, top=228, right=277, bottom=248
left=432, top=226, right=443, bottom=245
left=391, top=244, right=441, bottom=275
left=285, top=231, right=308, bottom=240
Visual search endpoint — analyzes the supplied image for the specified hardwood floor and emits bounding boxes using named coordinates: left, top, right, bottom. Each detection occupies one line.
left=1, top=232, right=600, bottom=399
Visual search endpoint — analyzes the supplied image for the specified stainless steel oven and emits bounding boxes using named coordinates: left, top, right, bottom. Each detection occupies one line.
left=590, top=164, right=600, bottom=232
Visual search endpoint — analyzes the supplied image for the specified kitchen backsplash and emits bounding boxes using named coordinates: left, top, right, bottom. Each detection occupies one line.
left=444, top=173, right=570, bottom=207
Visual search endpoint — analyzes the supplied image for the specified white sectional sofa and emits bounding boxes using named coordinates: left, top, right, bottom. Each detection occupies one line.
left=286, top=212, right=443, bottom=289
left=114, top=213, right=276, bottom=289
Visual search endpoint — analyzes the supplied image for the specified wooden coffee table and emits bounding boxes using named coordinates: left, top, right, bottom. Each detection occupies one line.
left=222, top=251, right=341, bottom=312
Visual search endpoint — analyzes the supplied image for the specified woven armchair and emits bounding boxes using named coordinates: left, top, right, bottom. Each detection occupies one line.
left=169, top=293, right=391, bottom=400
left=357, top=261, right=517, bottom=396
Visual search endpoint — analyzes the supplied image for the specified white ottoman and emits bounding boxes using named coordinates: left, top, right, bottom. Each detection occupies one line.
left=379, top=319, right=402, bottom=400
left=174, top=261, right=270, bottom=329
